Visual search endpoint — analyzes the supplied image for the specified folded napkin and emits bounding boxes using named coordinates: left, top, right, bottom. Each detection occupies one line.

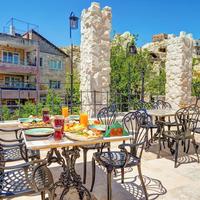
left=104, top=122, right=128, bottom=137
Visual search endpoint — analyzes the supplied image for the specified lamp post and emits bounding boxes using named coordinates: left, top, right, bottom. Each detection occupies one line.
left=126, top=42, right=137, bottom=109
left=69, top=12, right=79, bottom=114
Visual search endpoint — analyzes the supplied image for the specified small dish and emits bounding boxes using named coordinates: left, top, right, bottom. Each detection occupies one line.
left=24, top=128, right=54, bottom=137
left=88, top=125, right=107, bottom=131
left=69, top=115, right=80, bottom=121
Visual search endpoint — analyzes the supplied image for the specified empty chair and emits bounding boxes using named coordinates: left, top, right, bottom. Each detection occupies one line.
left=153, top=100, right=172, bottom=110
left=0, top=159, right=54, bottom=199
left=0, top=128, right=40, bottom=162
left=157, top=104, right=200, bottom=168
left=80, top=105, right=117, bottom=184
left=90, top=111, right=148, bottom=200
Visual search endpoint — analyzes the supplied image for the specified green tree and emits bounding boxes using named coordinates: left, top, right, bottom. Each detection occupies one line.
left=66, top=68, right=80, bottom=113
left=2, top=105, right=11, bottom=120
left=147, top=63, right=166, bottom=96
left=110, top=33, right=153, bottom=109
left=45, top=90, right=62, bottom=115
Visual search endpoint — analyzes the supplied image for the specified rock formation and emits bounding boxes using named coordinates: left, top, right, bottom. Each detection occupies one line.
left=80, top=2, right=112, bottom=117
left=165, top=32, right=193, bottom=108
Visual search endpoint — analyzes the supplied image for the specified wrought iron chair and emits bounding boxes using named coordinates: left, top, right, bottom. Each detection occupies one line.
left=136, top=109, right=157, bottom=148
left=90, top=111, right=148, bottom=200
left=0, top=158, right=54, bottom=199
left=0, top=128, right=40, bottom=162
left=157, top=105, right=200, bottom=168
left=81, top=105, right=117, bottom=184
left=152, top=100, right=172, bottom=110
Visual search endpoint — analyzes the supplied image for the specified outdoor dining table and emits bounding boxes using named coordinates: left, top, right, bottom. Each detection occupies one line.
left=22, top=130, right=132, bottom=200
left=146, top=109, right=177, bottom=118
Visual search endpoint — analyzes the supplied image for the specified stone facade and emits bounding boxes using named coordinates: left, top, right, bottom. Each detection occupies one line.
left=165, top=32, right=193, bottom=109
left=80, top=2, right=112, bottom=117
left=24, top=30, right=69, bottom=99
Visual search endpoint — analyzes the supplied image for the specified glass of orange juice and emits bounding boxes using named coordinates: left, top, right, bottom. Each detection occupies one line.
left=62, top=107, right=69, bottom=118
left=80, top=113, right=88, bottom=127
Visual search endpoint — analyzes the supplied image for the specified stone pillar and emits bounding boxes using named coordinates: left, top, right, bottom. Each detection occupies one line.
left=80, top=2, right=112, bottom=117
left=165, top=32, right=193, bottom=109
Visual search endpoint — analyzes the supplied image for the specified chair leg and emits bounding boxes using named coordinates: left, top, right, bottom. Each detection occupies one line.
left=48, top=188, right=55, bottom=200
left=192, top=139, right=199, bottom=163
left=121, top=168, right=124, bottom=183
left=107, top=170, right=112, bottom=200
left=157, top=134, right=162, bottom=158
left=186, top=139, right=190, bottom=154
left=150, top=128, right=153, bottom=142
left=83, top=149, right=88, bottom=184
left=174, top=140, right=179, bottom=168
left=90, top=157, right=96, bottom=192
left=137, top=164, right=148, bottom=200
left=41, top=191, right=45, bottom=200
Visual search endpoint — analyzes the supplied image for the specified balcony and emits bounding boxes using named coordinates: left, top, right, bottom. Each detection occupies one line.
left=0, top=60, right=37, bottom=75
left=0, top=81, right=36, bottom=90
left=0, top=33, right=38, bottom=50
left=0, top=81, right=37, bottom=99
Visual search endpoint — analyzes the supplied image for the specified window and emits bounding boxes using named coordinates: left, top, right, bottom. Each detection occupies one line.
left=48, top=59, right=62, bottom=70
left=5, top=76, right=22, bottom=88
left=2, top=51, right=19, bottom=64
left=49, top=80, right=61, bottom=89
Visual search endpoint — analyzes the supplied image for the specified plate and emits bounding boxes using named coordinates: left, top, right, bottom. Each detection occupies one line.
left=89, top=125, right=106, bottom=131
left=24, top=128, right=54, bottom=137
left=69, top=115, right=80, bottom=121
left=18, top=118, right=42, bottom=123
left=65, top=132, right=102, bottom=141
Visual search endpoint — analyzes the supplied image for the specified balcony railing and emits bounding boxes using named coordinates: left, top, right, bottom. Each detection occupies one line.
left=0, top=60, right=36, bottom=67
left=0, top=33, right=38, bottom=47
left=0, top=81, right=36, bottom=90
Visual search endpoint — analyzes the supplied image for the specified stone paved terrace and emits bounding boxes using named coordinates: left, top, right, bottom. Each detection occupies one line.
left=1, top=129, right=200, bottom=200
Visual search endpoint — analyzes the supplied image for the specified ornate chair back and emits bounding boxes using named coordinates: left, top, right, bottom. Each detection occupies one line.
left=153, top=100, right=172, bottom=110
left=97, top=106, right=117, bottom=127
left=122, top=111, right=148, bottom=158
left=175, top=105, right=200, bottom=135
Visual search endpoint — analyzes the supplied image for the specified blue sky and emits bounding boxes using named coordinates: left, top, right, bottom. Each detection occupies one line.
left=0, top=0, right=199, bottom=47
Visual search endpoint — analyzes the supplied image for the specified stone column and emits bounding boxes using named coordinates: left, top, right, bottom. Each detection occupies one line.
left=80, top=2, right=112, bottom=117
left=165, top=32, right=193, bottom=109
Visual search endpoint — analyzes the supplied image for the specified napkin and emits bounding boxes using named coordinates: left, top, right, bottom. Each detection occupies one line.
left=104, top=122, right=128, bottom=137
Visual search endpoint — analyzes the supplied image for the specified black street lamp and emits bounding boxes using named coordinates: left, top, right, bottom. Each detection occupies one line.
left=69, top=12, right=79, bottom=114
left=126, top=42, right=137, bottom=109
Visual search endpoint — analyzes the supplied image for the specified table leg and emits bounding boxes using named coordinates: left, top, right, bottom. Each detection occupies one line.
left=46, top=147, right=91, bottom=200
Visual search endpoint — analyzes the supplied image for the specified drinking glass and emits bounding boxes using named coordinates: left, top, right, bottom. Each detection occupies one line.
left=42, top=108, right=50, bottom=123
left=62, top=107, right=69, bottom=118
left=54, top=126, right=63, bottom=140
left=80, top=113, right=88, bottom=127
left=54, top=115, right=65, bottom=133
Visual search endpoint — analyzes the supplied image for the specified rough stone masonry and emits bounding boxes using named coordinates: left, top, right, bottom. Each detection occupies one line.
left=80, top=2, right=112, bottom=117
left=165, top=32, right=193, bottom=109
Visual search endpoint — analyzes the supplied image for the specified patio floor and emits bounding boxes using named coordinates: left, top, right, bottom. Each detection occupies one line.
left=1, top=130, right=200, bottom=200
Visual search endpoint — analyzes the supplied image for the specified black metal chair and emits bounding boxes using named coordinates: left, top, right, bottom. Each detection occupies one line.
left=137, top=109, right=157, bottom=148
left=81, top=105, right=117, bottom=184
left=152, top=100, right=172, bottom=110
left=90, top=111, right=148, bottom=200
left=0, top=159, right=54, bottom=199
left=0, top=128, right=40, bottom=162
left=157, top=105, right=200, bottom=168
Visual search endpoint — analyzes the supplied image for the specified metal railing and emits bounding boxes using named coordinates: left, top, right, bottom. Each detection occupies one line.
left=0, top=81, right=199, bottom=121
left=0, top=59, right=36, bottom=67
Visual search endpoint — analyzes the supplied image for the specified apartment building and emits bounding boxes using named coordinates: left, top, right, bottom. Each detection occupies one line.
left=0, top=28, right=69, bottom=107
